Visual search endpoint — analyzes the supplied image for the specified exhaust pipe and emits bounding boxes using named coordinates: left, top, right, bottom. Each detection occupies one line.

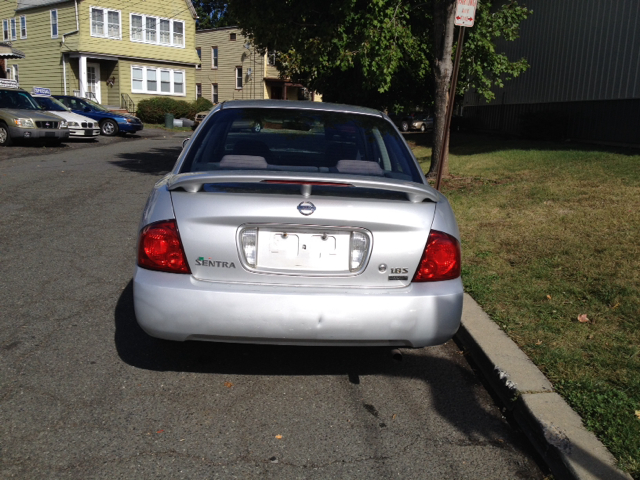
left=390, top=348, right=403, bottom=362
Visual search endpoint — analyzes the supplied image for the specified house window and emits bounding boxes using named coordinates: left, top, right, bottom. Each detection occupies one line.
left=174, top=71, right=184, bottom=94
left=131, top=15, right=143, bottom=41
left=159, top=19, right=170, bottom=44
left=212, top=84, right=218, bottom=103
left=173, top=21, right=183, bottom=46
left=160, top=70, right=170, bottom=92
left=268, top=50, right=276, bottom=66
left=229, top=33, right=236, bottom=41
left=145, top=17, right=156, bottom=42
left=130, top=14, right=184, bottom=48
left=196, top=83, right=202, bottom=98
left=196, top=47, right=201, bottom=69
left=211, top=47, right=218, bottom=69
left=147, top=68, right=157, bottom=92
left=12, top=64, right=18, bottom=84
left=20, top=16, right=26, bottom=39
left=2, top=20, right=8, bottom=41
left=235, top=67, right=242, bottom=89
left=10, top=18, right=16, bottom=41
left=50, top=10, right=58, bottom=38
left=91, top=7, right=120, bottom=39
left=132, top=67, right=143, bottom=90
left=131, top=66, right=186, bottom=95
left=108, top=11, right=120, bottom=38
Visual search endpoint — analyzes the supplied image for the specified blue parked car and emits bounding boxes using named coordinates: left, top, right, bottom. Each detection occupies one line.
left=53, top=95, right=143, bottom=136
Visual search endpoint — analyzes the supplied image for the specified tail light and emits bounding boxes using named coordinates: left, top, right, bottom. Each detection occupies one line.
left=412, top=230, right=461, bottom=282
left=138, top=220, right=191, bottom=274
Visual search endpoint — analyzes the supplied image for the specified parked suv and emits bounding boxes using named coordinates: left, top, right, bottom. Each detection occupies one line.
left=0, top=84, right=70, bottom=146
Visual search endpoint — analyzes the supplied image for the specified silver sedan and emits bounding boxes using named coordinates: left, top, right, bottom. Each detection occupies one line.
left=134, top=100, right=463, bottom=347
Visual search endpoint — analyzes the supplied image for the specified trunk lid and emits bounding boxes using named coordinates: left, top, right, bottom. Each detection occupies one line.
left=171, top=180, right=437, bottom=288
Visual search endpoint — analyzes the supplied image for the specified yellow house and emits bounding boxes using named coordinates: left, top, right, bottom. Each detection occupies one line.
left=195, top=26, right=320, bottom=105
left=1, top=0, right=201, bottom=111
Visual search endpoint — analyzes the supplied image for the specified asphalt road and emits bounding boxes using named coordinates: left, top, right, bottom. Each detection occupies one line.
left=0, top=131, right=545, bottom=479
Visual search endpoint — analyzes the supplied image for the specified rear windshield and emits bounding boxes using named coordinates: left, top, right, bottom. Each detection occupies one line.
left=180, top=107, right=424, bottom=183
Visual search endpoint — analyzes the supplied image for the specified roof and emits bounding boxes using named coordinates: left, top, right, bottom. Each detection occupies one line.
left=0, top=43, right=25, bottom=59
left=16, top=0, right=68, bottom=11
left=220, top=100, right=383, bottom=117
left=16, top=0, right=198, bottom=18
left=196, top=26, right=240, bottom=33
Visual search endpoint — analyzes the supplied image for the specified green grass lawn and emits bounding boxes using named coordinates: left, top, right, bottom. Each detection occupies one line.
left=409, top=133, right=640, bottom=478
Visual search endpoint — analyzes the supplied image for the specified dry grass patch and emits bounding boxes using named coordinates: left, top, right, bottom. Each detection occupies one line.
left=410, top=134, right=640, bottom=478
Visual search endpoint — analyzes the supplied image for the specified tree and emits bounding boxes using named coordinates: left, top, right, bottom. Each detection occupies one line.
left=192, top=0, right=237, bottom=29
left=227, top=0, right=531, bottom=176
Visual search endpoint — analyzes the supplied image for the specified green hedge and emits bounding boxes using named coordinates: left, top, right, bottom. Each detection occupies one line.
left=136, top=97, right=214, bottom=124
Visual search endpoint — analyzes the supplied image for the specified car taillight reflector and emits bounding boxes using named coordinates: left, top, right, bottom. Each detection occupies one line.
left=412, top=230, right=461, bottom=282
left=138, top=220, right=191, bottom=274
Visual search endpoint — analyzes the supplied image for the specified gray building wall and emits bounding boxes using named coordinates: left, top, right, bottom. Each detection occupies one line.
left=464, top=0, right=640, bottom=144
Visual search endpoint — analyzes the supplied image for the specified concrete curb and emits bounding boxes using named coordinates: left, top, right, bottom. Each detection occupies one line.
left=455, top=293, right=632, bottom=480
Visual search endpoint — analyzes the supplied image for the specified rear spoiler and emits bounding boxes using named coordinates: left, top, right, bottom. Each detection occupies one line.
left=167, top=171, right=439, bottom=203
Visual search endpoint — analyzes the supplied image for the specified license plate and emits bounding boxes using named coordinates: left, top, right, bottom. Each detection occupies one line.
left=44, top=132, right=55, bottom=137
left=85, top=130, right=94, bottom=136
left=256, top=230, right=350, bottom=272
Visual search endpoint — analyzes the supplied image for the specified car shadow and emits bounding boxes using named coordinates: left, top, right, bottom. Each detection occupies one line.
left=109, top=145, right=182, bottom=175
left=113, top=279, right=547, bottom=475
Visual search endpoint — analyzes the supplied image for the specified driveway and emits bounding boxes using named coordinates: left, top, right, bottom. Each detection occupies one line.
left=0, top=133, right=546, bottom=478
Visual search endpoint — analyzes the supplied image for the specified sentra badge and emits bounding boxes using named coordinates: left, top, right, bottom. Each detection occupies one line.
left=196, top=257, right=236, bottom=268
left=297, top=201, right=316, bottom=216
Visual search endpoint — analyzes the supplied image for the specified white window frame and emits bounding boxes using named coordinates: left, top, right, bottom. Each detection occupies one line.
left=90, top=6, right=121, bottom=40
left=130, top=65, right=186, bottom=96
left=235, top=66, right=242, bottom=90
left=10, top=18, right=16, bottom=41
left=212, top=83, right=218, bottom=103
left=20, top=15, right=27, bottom=39
left=129, top=13, right=185, bottom=48
left=2, top=20, right=8, bottom=41
left=211, top=46, right=218, bottom=69
left=50, top=10, right=58, bottom=38
left=196, top=83, right=201, bottom=98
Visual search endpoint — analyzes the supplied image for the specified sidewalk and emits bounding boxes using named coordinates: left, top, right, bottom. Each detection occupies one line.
left=456, top=294, right=632, bottom=480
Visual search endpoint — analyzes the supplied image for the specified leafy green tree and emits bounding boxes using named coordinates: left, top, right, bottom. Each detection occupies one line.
left=227, top=0, right=531, bottom=176
left=192, top=0, right=237, bottom=29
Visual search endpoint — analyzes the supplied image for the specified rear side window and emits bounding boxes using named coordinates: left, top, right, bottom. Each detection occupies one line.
left=180, top=108, right=423, bottom=183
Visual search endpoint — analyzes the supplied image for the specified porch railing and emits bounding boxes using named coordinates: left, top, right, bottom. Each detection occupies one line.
left=121, top=93, right=135, bottom=114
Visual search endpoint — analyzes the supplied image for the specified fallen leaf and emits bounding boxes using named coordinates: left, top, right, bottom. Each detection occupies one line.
left=635, top=411, right=640, bottom=420
left=224, top=381, right=233, bottom=388
left=546, top=295, right=552, bottom=300
left=611, top=303, right=620, bottom=310
left=535, top=340, right=542, bottom=345
left=157, top=430, right=164, bottom=433
left=275, top=435, right=283, bottom=439
left=577, top=314, right=590, bottom=323
left=392, top=414, right=397, bottom=420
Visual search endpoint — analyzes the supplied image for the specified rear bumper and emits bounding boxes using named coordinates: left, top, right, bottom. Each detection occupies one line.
left=133, top=267, right=463, bottom=347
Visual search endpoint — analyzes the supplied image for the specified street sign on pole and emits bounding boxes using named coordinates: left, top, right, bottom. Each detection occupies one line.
left=455, top=0, right=477, bottom=27
left=435, top=0, right=479, bottom=191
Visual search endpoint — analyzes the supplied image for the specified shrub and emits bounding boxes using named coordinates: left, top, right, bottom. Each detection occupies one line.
left=136, top=97, right=213, bottom=124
